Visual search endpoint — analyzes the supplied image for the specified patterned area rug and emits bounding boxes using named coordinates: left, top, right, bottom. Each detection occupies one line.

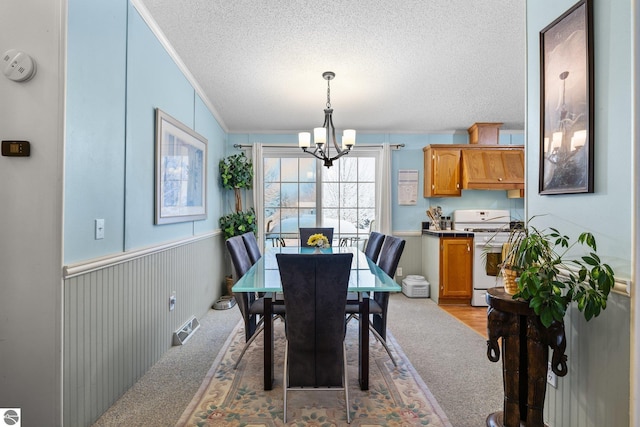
left=176, top=320, right=451, bottom=426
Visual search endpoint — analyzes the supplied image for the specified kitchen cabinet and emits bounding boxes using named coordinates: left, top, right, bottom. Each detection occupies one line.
left=423, top=146, right=461, bottom=197
left=461, top=149, right=525, bottom=190
left=423, top=144, right=525, bottom=196
left=422, top=233, right=473, bottom=305
left=467, top=122, right=503, bottom=145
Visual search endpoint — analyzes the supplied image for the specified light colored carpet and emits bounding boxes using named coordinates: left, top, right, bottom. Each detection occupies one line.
left=176, top=319, right=452, bottom=426
left=92, top=294, right=503, bottom=427
left=386, top=294, right=503, bottom=427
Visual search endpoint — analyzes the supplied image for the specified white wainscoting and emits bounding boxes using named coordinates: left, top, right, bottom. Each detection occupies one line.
left=63, top=233, right=225, bottom=426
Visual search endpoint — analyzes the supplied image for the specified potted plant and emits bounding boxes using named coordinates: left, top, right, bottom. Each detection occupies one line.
left=219, top=152, right=256, bottom=294
left=499, top=218, right=616, bottom=327
left=486, top=219, right=616, bottom=425
left=218, top=152, right=255, bottom=239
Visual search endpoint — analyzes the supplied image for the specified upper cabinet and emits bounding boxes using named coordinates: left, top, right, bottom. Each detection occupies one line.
left=423, top=146, right=461, bottom=197
left=461, top=149, right=525, bottom=190
left=467, top=122, right=503, bottom=145
left=423, top=144, right=525, bottom=197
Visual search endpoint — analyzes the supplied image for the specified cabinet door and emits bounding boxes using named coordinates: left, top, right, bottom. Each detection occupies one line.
left=461, top=149, right=524, bottom=189
left=424, top=147, right=461, bottom=197
left=440, top=237, right=472, bottom=301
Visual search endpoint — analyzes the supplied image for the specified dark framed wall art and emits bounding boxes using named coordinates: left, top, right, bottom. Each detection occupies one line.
left=155, top=108, right=208, bottom=224
left=539, top=0, right=594, bottom=195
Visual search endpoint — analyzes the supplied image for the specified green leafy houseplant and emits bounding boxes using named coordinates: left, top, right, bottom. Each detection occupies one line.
left=219, top=152, right=255, bottom=239
left=219, top=153, right=253, bottom=213
left=501, top=221, right=616, bottom=328
left=220, top=208, right=256, bottom=240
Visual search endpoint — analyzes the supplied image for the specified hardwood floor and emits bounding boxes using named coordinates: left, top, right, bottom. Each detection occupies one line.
left=438, top=304, right=489, bottom=338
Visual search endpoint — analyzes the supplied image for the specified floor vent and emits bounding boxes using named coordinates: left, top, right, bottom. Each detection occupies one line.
left=172, top=316, right=200, bottom=346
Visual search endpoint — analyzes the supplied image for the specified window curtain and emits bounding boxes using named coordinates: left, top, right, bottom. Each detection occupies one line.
left=251, top=143, right=265, bottom=247
left=377, top=143, right=392, bottom=234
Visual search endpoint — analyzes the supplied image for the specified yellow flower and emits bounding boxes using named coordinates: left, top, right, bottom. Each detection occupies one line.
left=307, top=233, right=329, bottom=248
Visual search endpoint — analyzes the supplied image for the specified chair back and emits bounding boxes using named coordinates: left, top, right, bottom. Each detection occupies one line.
left=226, top=235, right=253, bottom=278
left=241, top=232, right=262, bottom=265
left=226, top=235, right=257, bottom=340
left=372, top=236, right=405, bottom=341
left=364, top=231, right=385, bottom=262
left=276, top=253, right=352, bottom=387
left=377, top=235, right=405, bottom=278
left=299, top=227, right=334, bottom=247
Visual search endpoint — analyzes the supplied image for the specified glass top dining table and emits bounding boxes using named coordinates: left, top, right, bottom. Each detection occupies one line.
left=232, top=246, right=401, bottom=391
left=232, top=246, right=402, bottom=294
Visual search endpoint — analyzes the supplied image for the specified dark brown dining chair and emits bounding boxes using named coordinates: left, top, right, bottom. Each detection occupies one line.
left=346, top=235, right=405, bottom=366
left=225, top=235, right=284, bottom=369
left=299, top=227, right=334, bottom=247
left=276, top=253, right=353, bottom=423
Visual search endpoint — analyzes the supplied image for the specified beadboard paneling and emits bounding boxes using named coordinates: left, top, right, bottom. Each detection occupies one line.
left=63, top=234, right=225, bottom=426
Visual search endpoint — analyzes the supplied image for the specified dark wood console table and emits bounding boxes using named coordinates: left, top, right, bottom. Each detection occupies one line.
left=485, top=287, right=567, bottom=427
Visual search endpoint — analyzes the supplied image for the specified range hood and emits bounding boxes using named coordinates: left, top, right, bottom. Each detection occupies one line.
left=461, top=148, right=524, bottom=190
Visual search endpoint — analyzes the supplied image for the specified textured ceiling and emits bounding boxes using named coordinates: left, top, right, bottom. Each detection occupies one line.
left=137, top=0, right=525, bottom=134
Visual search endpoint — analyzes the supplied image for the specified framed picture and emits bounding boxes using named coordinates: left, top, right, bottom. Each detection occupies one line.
left=539, top=0, right=594, bottom=195
left=155, top=108, right=207, bottom=224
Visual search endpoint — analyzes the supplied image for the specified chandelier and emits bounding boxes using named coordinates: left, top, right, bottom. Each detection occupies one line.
left=544, top=71, right=586, bottom=162
left=298, top=71, right=355, bottom=168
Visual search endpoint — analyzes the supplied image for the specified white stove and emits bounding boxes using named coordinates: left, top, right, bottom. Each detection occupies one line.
left=453, top=210, right=511, bottom=306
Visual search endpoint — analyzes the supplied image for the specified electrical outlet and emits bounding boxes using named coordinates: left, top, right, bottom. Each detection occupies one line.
left=547, top=362, right=557, bottom=388
left=169, top=292, right=176, bottom=311
left=397, top=267, right=403, bottom=276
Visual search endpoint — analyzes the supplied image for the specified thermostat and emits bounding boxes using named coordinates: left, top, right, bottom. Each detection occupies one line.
left=2, top=140, right=31, bottom=157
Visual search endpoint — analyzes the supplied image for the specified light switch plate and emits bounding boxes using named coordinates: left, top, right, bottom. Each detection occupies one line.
left=95, top=219, right=105, bottom=240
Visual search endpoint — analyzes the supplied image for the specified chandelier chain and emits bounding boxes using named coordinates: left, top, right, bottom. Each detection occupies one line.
left=326, top=79, right=331, bottom=109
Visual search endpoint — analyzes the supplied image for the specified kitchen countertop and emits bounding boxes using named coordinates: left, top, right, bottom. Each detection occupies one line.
left=421, top=229, right=475, bottom=238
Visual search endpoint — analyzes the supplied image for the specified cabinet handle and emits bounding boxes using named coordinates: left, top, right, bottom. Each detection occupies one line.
left=467, top=243, right=470, bottom=252
left=498, top=178, right=503, bottom=181
left=456, top=183, right=460, bottom=189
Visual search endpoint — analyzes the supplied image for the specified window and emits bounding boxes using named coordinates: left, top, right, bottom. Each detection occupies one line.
left=260, top=148, right=379, bottom=247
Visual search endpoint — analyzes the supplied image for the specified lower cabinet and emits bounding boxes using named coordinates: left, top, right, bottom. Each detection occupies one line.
left=422, top=234, right=472, bottom=305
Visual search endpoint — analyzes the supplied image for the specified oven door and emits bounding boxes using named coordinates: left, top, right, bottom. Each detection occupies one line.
left=472, top=235, right=505, bottom=306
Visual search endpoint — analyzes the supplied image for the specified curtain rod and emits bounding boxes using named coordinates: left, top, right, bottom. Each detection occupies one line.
left=233, top=143, right=405, bottom=150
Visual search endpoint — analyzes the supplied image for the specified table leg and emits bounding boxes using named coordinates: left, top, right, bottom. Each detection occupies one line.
left=263, top=293, right=274, bottom=390
left=358, top=293, right=370, bottom=390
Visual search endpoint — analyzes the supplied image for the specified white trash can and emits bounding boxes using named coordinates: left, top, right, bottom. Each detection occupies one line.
left=401, top=275, right=430, bottom=298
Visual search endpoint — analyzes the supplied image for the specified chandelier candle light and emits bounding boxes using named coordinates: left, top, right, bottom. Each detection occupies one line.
left=298, top=71, right=355, bottom=168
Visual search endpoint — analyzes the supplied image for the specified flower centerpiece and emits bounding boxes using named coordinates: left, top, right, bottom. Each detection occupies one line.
left=307, top=233, right=329, bottom=250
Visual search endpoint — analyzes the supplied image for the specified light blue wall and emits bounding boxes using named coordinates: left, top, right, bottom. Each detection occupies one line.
left=526, top=0, right=632, bottom=277
left=65, top=1, right=226, bottom=264
left=527, top=1, right=632, bottom=426
left=194, top=94, right=227, bottom=235
left=65, top=0, right=128, bottom=262
left=229, top=131, right=525, bottom=231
